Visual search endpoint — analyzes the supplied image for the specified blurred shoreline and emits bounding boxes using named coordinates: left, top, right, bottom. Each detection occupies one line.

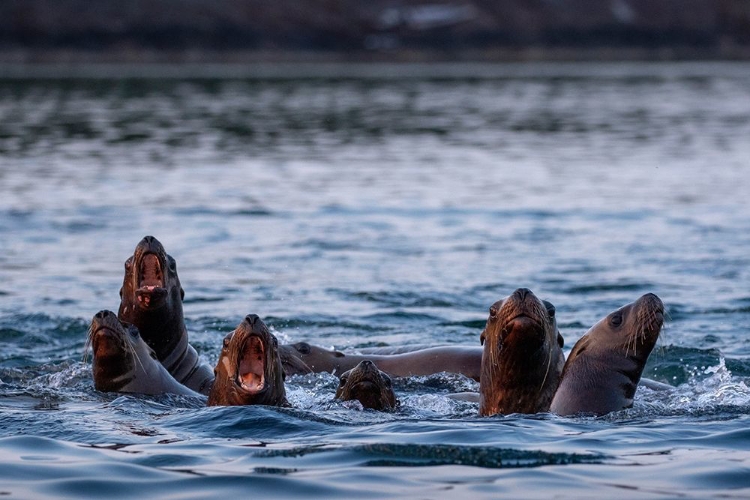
left=2, top=0, right=749, bottom=67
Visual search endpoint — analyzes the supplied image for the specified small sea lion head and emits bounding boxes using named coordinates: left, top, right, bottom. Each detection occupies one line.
left=335, top=360, right=398, bottom=411
left=208, top=314, right=287, bottom=406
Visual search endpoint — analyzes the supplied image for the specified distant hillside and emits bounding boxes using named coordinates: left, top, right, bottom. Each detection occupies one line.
left=1, top=0, right=749, bottom=62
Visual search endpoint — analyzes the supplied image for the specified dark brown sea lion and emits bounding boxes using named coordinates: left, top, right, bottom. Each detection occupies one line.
left=86, top=310, right=201, bottom=397
left=550, top=293, right=664, bottom=416
left=479, top=288, right=565, bottom=416
left=207, top=314, right=288, bottom=407
left=335, top=360, right=398, bottom=411
left=118, top=236, right=214, bottom=395
left=279, top=343, right=481, bottom=381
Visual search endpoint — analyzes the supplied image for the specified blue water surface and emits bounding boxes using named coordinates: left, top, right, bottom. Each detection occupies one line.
left=1, top=62, right=749, bottom=498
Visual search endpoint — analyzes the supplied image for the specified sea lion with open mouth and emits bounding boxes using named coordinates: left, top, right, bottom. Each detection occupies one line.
left=86, top=310, right=201, bottom=397
left=208, top=314, right=288, bottom=407
left=479, top=288, right=565, bottom=416
left=335, top=360, right=398, bottom=411
left=118, top=236, right=214, bottom=395
left=551, top=293, right=665, bottom=416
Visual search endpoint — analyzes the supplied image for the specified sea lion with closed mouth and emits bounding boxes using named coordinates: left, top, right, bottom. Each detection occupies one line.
left=208, top=314, right=288, bottom=407
left=550, top=293, right=665, bottom=416
left=118, top=235, right=214, bottom=395
left=335, top=360, right=398, bottom=410
left=479, top=288, right=565, bottom=416
left=86, top=310, right=202, bottom=397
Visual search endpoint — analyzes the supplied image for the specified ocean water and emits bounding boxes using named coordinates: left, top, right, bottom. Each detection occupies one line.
left=1, top=62, right=750, bottom=498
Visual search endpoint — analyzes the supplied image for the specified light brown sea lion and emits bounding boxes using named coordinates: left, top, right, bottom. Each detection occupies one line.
left=208, top=314, right=288, bottom=407
left=118, top=235, right=214, bottom=395
left=479, top=288, right=565, bottom=416
left=550, top=293, right=664, bottom=416
left=86, top=310, right=201, bottom=397
left=335, top=360, right=398, bottom=411
left=279, top=343, right=481, bottom=381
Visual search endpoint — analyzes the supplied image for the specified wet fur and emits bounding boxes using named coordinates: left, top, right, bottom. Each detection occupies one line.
left=208, top=315, right=288, bottom=407
left=550, top=293, right=664, bottom=416
left=118, top=236, right=214, bottom=395
left=335, top=360, right=398, bottom=411
left=86, top=310, right=201, bottom=396
left=479, top=289, right=564, bottom=416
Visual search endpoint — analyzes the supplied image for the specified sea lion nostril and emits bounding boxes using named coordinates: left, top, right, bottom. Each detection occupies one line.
left=515, top=288, right=532, bottom=300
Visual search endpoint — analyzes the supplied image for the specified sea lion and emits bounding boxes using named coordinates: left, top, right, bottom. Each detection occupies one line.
left=86, top=310, right=201, bottom=397
left=118, top=235, right=214, bottom=395
left=550, top=293, right=664, bottom=416
left=208, top=314, right=288, bottom=407
left=335, top=360, right=398, bottom=410
left=479, top=288, right=564, bottom=416
left=279, top=343, right=481, bottom=381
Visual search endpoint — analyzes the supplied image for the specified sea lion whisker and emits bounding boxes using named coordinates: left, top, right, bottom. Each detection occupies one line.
left=82, top=325, right=94, bottom=364
left=124, top=332, right=147, bottom=376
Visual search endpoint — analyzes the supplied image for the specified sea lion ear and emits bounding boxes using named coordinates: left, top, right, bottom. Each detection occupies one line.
left=180, top=287, right=185, bottom=300
left=557, top=331, right=564, bottom=348
left=119, top=287, right=123, bottom=298
left=480, top=330, right=486, bottom=346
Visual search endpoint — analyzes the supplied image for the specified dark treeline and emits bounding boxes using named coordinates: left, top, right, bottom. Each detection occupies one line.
left=1, top=0, right=749, bottom=61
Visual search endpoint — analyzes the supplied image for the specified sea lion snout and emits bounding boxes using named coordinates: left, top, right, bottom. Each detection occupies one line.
left=244, top=314, right=262, bottom=328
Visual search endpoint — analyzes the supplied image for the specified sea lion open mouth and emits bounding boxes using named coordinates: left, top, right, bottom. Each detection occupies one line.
left=237, top=335, right=266, bottom=393
left=135, top=253, right=167, bottom=308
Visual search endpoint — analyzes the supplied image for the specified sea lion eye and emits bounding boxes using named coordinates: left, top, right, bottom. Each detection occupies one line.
left=223, top=336, right=231, bottom=348
left=383, top=375, right=392, bottom=387
left=124, top=258, right=132, bottom=270
left=489, top=305, right=498, bottom=319
left=168, top=256, right=177, bottom=271
left=294, top=342, right=311, bottom=355
left=610, top=313, right=623, bottom=327
left=128, top=325, right=139, bottom=337
left=338, top=376, right=348, bottom=387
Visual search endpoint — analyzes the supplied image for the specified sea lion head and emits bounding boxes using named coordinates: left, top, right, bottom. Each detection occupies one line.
left=550, top=293, right=664, bottom=416
left=119, top=235, right=183, bottom=313
left=335, top=360, right=398, bottom=411
left=586, top=292, right=664, bottom=363
left=479, top=288, right=564, bottom=416
left=87, top=309, right=155, bottom=393
left=207, top=314, right=288, bottom=407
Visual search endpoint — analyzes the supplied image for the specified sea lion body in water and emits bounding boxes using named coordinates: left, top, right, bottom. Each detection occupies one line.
left=208, top=314, right=288, bottom=407
left=280, top=343, right=481, bottom=381
left=479, top=288, right=565, bottom=416
left=87, top=310, right=201, bottom=397
left=118, top=236, right=214, bottom=395
left=551, top=293, right=664, bottom=416
left=335, top=360, right=398, bottom=410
